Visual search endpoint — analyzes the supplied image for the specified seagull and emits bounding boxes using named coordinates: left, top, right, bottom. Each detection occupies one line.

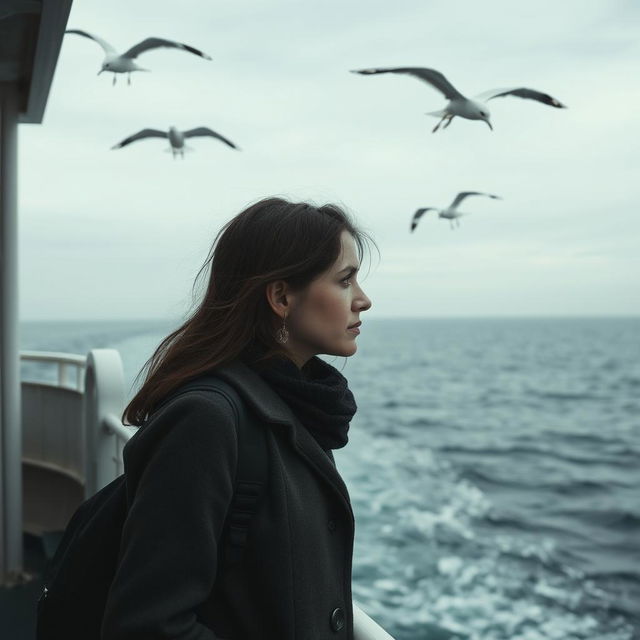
left=350, top=67, right=566, bottom=132
left=411, top=192, right=501, bottom=231
left=111, top=126, right=239, bottom=158
left=64, top=29, right=212, bottom=85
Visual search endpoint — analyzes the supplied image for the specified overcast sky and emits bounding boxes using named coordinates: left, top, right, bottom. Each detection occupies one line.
left=18, top=0, right=640, bottom=320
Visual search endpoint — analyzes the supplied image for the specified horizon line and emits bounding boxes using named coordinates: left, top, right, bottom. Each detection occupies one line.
left=19, top=314, right=640, bottom=323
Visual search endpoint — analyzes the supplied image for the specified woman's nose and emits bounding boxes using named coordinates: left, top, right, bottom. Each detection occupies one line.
left=357, top=289, right=372, bottom=311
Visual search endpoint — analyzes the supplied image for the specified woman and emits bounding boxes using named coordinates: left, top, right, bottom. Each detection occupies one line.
left=103, top=197, right=375, bottom=639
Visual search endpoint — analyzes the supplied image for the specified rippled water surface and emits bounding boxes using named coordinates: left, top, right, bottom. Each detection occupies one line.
left=22, top=317, right=640, bottom=639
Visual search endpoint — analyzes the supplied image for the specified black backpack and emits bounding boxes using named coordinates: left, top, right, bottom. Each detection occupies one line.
left=36, top=376, right=267, bottom=640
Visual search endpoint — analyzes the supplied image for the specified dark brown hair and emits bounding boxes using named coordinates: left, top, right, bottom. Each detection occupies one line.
left=123, top=196, right=376, bottom=425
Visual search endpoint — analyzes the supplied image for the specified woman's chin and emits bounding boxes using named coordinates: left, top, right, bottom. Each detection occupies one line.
left=331, top=342, right=358, bottom=357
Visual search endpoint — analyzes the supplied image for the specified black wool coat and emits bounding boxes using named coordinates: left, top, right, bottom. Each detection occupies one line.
left=101, top=358, right=356, bottom=640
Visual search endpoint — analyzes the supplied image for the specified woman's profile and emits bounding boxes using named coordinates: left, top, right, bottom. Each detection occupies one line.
left=103, top=197, right=375, bottom=639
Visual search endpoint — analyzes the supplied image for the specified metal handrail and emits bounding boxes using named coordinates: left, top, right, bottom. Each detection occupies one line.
left=103, top=412, right=136, bottom=442
left=20, top=351, right=86, bottom=366
left=20, top=350, right=86, bottom=391
left=102, top=412, right=137, bottom=478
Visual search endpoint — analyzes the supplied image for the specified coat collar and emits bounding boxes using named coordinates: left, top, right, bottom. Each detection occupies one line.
left=214, top=359, right=353, bottom=511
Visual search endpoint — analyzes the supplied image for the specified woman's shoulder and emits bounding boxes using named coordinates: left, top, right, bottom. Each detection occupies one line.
left=153, top=373, right=243, bottom=422
left=125, top=378, right=240, bottom=461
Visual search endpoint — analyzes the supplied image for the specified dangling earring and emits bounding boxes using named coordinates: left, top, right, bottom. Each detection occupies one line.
left=276, top=311, right=289, bottom=344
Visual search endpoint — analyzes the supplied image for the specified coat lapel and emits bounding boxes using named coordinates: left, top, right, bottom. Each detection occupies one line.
left=214, top=359, right=353, bottom=512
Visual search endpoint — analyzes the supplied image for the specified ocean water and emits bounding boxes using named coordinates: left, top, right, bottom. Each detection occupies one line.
left=21, top=317, right=640, bottom=640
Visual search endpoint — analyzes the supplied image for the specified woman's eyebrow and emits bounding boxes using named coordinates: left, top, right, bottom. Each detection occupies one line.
left=337, top=265, right=359, bottom=275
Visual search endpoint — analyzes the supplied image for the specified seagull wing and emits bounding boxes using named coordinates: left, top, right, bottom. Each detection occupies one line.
left=410, top=207, right=436, bottom=232
left=64, top=29, right=117, bottom=55
left=475, top=87, right=566, bottom=108
left=449, top=191, right=501, bottom=210
left=111, top=129, right=168, bottom=149
left=122, top=38, right=212, bottom=61
left=182, top=127, right=238, bottom=149
left=351, top=67, right=464, bottom=100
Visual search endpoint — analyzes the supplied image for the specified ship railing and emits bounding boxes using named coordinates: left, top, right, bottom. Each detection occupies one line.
left=20, top=350, right=86, bottom=391
left=19, top=348, right=129, bottom=498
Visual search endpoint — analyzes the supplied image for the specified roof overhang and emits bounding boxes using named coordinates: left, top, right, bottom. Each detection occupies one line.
left=0, top=0, right=72, bottom=124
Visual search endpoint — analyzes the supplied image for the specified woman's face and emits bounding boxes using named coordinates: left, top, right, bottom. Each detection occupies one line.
left=285, top=230, right=372, bottom=367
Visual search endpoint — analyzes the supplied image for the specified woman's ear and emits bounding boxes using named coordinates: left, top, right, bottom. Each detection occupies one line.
left=265, top=280, right=292, bottom=318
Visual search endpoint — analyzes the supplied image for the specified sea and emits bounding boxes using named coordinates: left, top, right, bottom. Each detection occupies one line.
left=21, top=317, right=640, bottom=640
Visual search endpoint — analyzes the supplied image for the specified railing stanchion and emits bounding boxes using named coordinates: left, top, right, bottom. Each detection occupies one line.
left=84, top=349, right=125, bottom=497
left=59, top=362, right=67, bottom=387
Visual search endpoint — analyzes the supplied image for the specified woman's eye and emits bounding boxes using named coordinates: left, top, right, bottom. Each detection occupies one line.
left=341, top=278, right=352, bottom=286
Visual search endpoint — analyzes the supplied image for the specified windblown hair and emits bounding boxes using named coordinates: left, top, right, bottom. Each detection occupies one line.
left=123, top=196, right=376, bottom=425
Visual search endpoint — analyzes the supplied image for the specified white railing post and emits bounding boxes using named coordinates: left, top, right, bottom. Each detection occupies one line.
left=84, top=349, right=125, bottom=497
left=76, top=363, right=84, bottom=392
left=58, top=361, right=70, bottom=387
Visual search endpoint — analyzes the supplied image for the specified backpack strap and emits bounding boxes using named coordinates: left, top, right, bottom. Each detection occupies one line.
left=160, top=376, right=268, bottom=567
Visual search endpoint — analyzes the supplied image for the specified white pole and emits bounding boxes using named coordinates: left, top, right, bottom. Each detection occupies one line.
left=84, top=349, right=125, bottom=497
left=0, top=82, right=22, bottom=582
left=59, top=361, right=73, bottom=388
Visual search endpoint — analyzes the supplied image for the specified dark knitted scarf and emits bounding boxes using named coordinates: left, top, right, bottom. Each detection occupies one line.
left=241, top=343, right=356, bottom=451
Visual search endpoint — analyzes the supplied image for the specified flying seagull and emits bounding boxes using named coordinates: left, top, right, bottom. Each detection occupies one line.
left=111, top=126, right=239, bottom=158
left=350, top=67, right=566, bottom=132
left=64, top=29, right=212, bottom=85
left=411, top=192, right=501, bottom=231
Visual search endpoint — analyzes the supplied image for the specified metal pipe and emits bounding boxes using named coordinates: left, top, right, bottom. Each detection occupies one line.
left=103, top=412, right=137, bottom=443
left=0, top=83, right=22, bottom=581
left=20, top=350, right=86, bottom=366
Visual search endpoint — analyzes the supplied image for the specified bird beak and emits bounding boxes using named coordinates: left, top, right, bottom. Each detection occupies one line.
left=485, top=119, right=493, bottom=131
left=97, top=69, right=104, bottom=75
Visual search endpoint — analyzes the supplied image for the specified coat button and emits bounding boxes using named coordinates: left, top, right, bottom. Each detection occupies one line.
left=327, top=519, right=337, bottom=531
left=330, top=607, right=345, bottom=632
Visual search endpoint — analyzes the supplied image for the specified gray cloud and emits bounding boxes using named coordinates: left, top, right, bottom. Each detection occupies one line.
left=19, top=0, right=640, bottom=319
